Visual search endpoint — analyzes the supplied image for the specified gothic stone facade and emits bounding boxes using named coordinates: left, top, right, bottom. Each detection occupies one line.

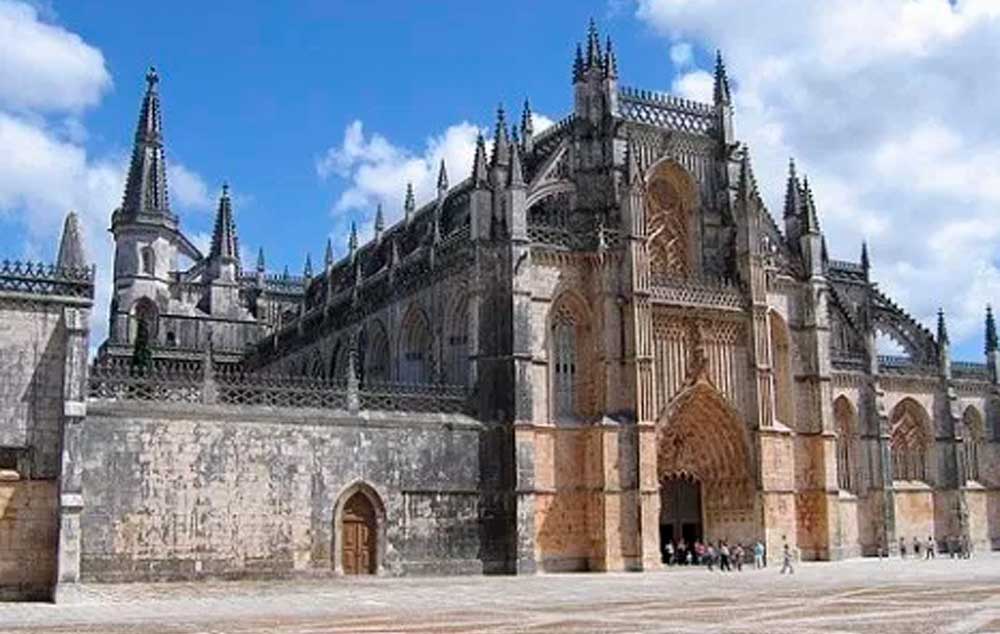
left=2, top=23, right=999, bottom=600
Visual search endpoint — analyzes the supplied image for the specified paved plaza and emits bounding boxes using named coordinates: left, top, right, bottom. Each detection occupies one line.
left=3, top=554, right=1000, bottom=633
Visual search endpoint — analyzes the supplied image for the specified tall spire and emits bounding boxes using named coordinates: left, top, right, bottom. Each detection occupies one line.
left=324, top=237, right=334, bottom=268
left=303, top=253, right=313, bottom=278
left=56, top=211, right=87, bottom=270
left=508, top=139, right=525, bottom=189
left=986, top=305, right=998, bottom=354
left=374, top=203, right=385, bottom=241
left=404, top=183, right=415, bottom=222
left=783, top=159, right=802, bottom=218
left=256, top=247, right=265, bottom=273
left=121, top=66, right=171, bottom=221
left=520, top=98, right=534, bottom=153
left=573, top=43, right=585, bottom=83
left=472, top=133, right=489, bottom=187
left=860, top=241, right=870, bottom=274
left=348, top=221, right=358, bottom=257
left=713, top=50, right=732, bottom=106
left=437, top=159, right=449, bottom=194
left=490, top=104, right=510, bottom=167
left=604, top=36, right=618, bottom=79
left=801, top=177, right=821, bottom=234
left=585, top=18, right=602, bottom=69
left=937, top=308, right=950, bottom=345
left=209, top=183, right=238, bottom=261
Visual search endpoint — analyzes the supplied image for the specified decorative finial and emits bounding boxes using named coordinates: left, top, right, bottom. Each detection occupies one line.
left=256, top=247, right=265, bottom=273
left=348, top=221, right=358, bottom=255
left=861, top=241, right=870, bottom=273
left=325, top=237, right=334, bottom=268
left=437, top=159, right=448, bottom=193
left=986, top=305, right=997, bottom=354
left=713, top=49, right=731, bottom=106
left=404, top=182, right=415, bottom=221
left=472, top=133, right=489, bottom=186
left=937, top=308, right=949, bottom=346
left=145, top=65, right=159, bottom=89
left=374, top=202, right=385, bottom=240
left=303, top=253, right=313, bottom=278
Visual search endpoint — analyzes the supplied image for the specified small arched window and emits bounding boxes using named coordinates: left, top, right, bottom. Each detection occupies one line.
left=141, top=246, right=156, bottom=276
left=834, top=397, right=858, bottom=492
left=962, top=406, right=984, bottom=483
left=890, top=399, right=932, bottom=483
left=399, top=306, right=433, bottom=384
left=445, top=298, right=470, bottom=386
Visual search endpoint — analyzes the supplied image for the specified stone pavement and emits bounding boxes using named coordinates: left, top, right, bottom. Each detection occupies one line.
left=3, top=554, right=1000, bottom=633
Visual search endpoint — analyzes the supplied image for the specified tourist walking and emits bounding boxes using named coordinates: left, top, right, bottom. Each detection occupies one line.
left=734, top=544, right=744, bottom=571
left=899, top=537, right=907, bottom=559
left=913, top=536, right=921, bottom=559
left=754, top=540, right=765, bottom=569
left=706, top=543, right=717, bottom=571
left=925, top=535, right=935, bottom=559
left=780, top=543, right=794, bottom=574
left=719, top=542, right=731, bottom=572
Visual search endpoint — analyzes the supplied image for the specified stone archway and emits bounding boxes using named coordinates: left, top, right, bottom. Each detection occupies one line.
left=656, top=374, right=755, bottom=545
left=333, top=482, right=386, bottom=576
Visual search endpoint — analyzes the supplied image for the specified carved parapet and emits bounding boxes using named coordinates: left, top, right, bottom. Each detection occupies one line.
left=649, top=276, right=744, bottom=312
left=618, top=86, right=716, bottom=135
left=0, top=260, right=94, bottom=300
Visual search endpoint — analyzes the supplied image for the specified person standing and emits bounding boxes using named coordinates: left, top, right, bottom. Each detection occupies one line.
left=719, top=542, right=731, bottom=572
left=913, top=536, right=921, bottom=559
left=734, top=544, right=744, bottom=572
left=754, top=541, right=765, bottom=569
left=925, top=535, right=935, bottom=560
left=780, top=543, right=794, bottom=575
left=706, top=543, right=716, bottom=571
left=664, top=540, right=675, bottom=566
left=899, top=537, right=907, bottom=559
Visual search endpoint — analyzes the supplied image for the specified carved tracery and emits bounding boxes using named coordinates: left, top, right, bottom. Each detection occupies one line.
left=646, top=160, right=697, bottom=280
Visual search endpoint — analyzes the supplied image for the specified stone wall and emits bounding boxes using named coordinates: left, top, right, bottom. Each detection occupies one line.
left=79, top=402, right=483, bottom=582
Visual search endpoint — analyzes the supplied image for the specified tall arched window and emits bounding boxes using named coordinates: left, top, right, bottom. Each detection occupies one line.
left=962, top=406, right=984, bottom=483
left=365, top=321, right=390, bottom=385
left=552, top=307, right=577, bottom=420
left=890, top=399, right=932, bottom=483
left=548, top=293, right=592, bottom=422
left=141, top=246, right=156, bottom=276
left=399, top=306, right=433, bottom=384
left=445, top=297, right=470, bottom=385
left=645, top=160, right=698, bottom=281
left=834, top=397, right=858, bottom=492
left=769, top=311, right=795, bottom=427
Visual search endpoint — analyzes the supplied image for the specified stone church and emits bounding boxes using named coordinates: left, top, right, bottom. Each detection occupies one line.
left=0, top=22, right=997, bottom=601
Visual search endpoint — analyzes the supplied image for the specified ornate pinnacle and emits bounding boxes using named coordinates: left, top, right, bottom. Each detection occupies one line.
left=472, top=133, right=489, bottom=186
left=256, top=247, right=265, bottom=273
left=507, top=139, right=525, bottom=189
left=521, top=98, right=534, bottom=138
left=348, top=221, right=358, bottom=256
left=437, top=159, right=448, bottom=193
left=145, top=66, right=159, bottom=90
left=121, top=65, right=170, bottom=220
left=404, top=183, right=415, bottom=221
left=783, top=158, right=802, bottom=219
left=586, top=18, right=602, bottom=69
left=374, top=203, right=385, bottom=239
left=56, top=211, right=87, bottom=270
left=986, top=305, right=998, bottom=354
left=713, top=49, right=732, bottom=106
left=209, top=183, right=238, bottom=261
left=490, top=104, right=510, bottom=168
left=303, top=253, right=313, bottom=278
left=325, top=237, right=334, bottom=268
left=604, top=36, right=618, bottom=79
left=573, top=43, right=585, bottom=83
left=801, top=176, right=821, bottom=234
left=282, top=264, right=289, bottom=279
left=860, top=241, right=870, bottom=273
left=937, top=308, right=950, bottom=346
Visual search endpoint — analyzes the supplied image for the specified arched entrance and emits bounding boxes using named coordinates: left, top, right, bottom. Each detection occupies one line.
left=660, top=474, right=703, bottom=552
left=341, top=492, right=376, bottom=574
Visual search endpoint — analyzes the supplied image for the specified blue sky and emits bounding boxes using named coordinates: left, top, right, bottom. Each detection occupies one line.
left=1, top=0, right=998, bottom=360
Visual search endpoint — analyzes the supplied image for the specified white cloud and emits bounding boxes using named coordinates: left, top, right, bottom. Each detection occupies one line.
left=671, top=69, right=712, bottom=103
left=169, top=163, right=214, bottom=211
left=669, top=42, right=694, bottom=67
left=0, top=1, right=111, bottom=113
left=636, top=0, right=1000, bottom=356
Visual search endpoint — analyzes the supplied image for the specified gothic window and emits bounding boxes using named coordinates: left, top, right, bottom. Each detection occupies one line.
left=141, top=246, right=156, bottom=276
left=552, top=307, right=577, bottom=420
left=834, top=397, right=858, bottom=492
left=645, top=161, right=697, bottom=281
left=962, top=406, right=984, bottom=483
left=364, top=321, right=390, bottom=385
left=769, top=311, right=795, bottom=427
left=445, top=298, right=469, bottom=386
left=399, top=306, right=433, bottom=384
left=548, top=294, right=593, bottom=422
left=890, top=399, right=931, bottom=483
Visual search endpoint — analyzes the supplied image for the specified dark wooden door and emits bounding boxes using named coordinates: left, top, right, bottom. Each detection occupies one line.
left=342, top=492, right=376, bottom=575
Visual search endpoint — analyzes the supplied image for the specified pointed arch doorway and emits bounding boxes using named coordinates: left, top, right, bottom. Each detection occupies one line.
left=660, top=474, right=703, bottom=550
left=334, top=483, right=385, bottom=576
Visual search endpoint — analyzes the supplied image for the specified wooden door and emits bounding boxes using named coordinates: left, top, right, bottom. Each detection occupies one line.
left=341, top=492, right=376, bottom=575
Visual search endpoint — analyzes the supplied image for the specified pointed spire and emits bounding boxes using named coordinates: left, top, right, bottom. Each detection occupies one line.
left=437, top=159, right=449, bottom=194
left=713, top=50, right=732, bottom=106
left=348, top=221, right=358, bottom=256
left=801, top=177, right=821, bottom=234
left=256, top=247, right=265, bottom=273
left=737, top=146, right=757, bottom=198
left=209, top=183, right=238, bottom=261
left=521, top=98, right=534, bottom=140
left=783, top=159, right=803, bottom=219
left=56, top=211, right=87, bottom=270
left=937, top=308, right=950, bottom=345
left=585, top=18, right=602, bottom=69
left=325, top=237, right=334, bottom=268
left=404, top=183, right=415, bottom=222
left=573, top=43, right=585, bottom=83
left=490, top=104, right=510, bottom=167
left=374, top=203, right=385, bottom=241
left=303, top=253, right=313, bottom=278
left=507, top=139, right=525, bottom=189
left=282, top=264, right=289, bottom=279
left=120, top=66, right=171, bottom=220
left=860, top=241, right=870, bottom=274
left=472, top=133, right=489, bottom=187
left=986, top=305, right=998, bottom=354
left=604, top=36, right=618, bottom=79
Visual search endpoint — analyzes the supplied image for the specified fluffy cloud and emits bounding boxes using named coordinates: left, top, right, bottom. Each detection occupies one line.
left=0, top=1, right=111, bottom=113
left=168, top=163, right=214, bottom=212
left=317, top=114, right=553, bottom=254
left=637, top=0, right=1000, bottom=356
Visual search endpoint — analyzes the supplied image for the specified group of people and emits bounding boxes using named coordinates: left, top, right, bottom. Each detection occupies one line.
left=889, top=534, right=972, bottom=559
left=663, top=539, right=787, bottom=572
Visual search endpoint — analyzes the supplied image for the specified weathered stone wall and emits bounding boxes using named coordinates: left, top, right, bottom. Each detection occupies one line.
left=0, top=479, right=58, bottom=600
left=79, top=402, right=483, bottom=582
